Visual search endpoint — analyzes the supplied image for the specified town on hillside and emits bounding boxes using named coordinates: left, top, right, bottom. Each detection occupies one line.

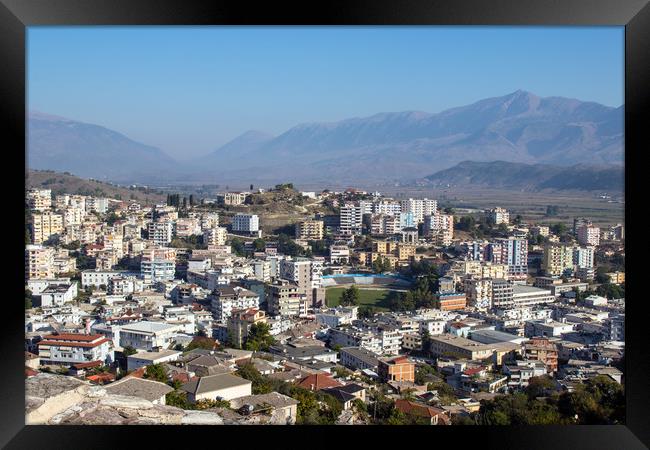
left=25, top=184, right=625, bottom=425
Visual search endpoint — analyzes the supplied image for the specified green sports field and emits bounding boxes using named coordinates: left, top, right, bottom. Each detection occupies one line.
left=325, top=287, right=398, bottom=311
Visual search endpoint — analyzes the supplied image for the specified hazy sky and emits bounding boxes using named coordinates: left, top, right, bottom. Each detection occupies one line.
left=28, top=26, right=624, bottom=158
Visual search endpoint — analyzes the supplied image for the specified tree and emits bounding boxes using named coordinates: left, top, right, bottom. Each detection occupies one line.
left=250, top=184, right=254, bottom=191
left=546, top=205, right=560, bottom=216
left=25, top=289, right=33, bottom=309
left=252, top=238, right=266, bottom=252
left=143, top=364, right=168, bottom=383
left=122, top=346, right=137, bottom=356
left=244, top=322, right=275, bottom=352
left=340, top=285, right=360, bottom=306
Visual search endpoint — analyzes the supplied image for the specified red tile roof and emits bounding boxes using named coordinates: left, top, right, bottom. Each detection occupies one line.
left=72, top=360, right=103, bottom=369
left=297, top=373, right=343, bottom=391
left=38, top=337, right=111, bottom=348
left=87, top=373, right=116, bottom=384
left=395, top=399, right=450, bottom=424
left=43, top=333, right=104, bottom=342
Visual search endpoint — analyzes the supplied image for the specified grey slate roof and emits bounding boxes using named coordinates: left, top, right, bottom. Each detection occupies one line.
left=181, top=373, right=251, bottom=396
left=104, top=377, right=173, bottom=402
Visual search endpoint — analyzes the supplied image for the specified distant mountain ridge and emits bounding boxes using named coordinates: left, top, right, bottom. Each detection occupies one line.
left=419, top=160, right=624, bottom=192
left=200, top=90, right=623, bottom=184
left=29, top=90, right=624, bottom=185
left=28, top=112, right=178, bottom=182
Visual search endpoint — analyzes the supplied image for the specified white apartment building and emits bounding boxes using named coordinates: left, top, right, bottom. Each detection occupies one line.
left=62, top=207, right=86, bottom=227
left=339, top=203, right=363, bottom=235
left=27, top=189, right=52, bottom=211
left=489, top=207, right=510, bottom=225
left=200, top=213, right=220, bottom=230
left=148, top=221, right=174, bottom=246
left=108, top=276, right=145, bottom=295
left=370, top=214, right=401, bottom=235
left=38, top=333, right=113, bottom=366
left=118, top=321, right=181, bottom=351
left=573, top=246, right=595, bottom=270
left=252, top=260, right=271, bottom=282
left=37, top=283, right=78, bottom=307
left=175, top=218, right=202, bottom=237
left=577, top=225, right=600, bottom=247
left=329, top=245, right=350, bottom=264
left=25, top=245, right=55, bottom=280
left=86, top=197, right=109, bottom=214
left=210, top=285, right=260, bottom=323
left=81, top=269, right=135, bottom=288
left=141, top=259, right=175, bottom=283
left=400, top=198, right=437, bottom=224
left=232, top=214, right=259, bottom=233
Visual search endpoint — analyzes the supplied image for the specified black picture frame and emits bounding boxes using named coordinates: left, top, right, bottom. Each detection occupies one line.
left=1, top=0, right=647, bottom=448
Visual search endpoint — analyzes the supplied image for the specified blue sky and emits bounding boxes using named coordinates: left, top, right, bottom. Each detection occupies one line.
left=28, top=26, right=624, bottom=158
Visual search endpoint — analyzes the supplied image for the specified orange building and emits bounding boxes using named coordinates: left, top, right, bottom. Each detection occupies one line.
left=524, top=337, right=558, bottom=373
left=378, top=355, right=415, bottom=382
left=437, top=293, right=467, bottom=311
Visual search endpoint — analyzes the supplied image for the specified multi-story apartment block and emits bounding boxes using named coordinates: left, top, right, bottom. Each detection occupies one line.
left=437, top=293, right=467, bottom=311
left=573, top=245, right=595, bottom=271
left=86, top=197, right=109, bottom=214
left=329, top=245, right=350, bottom=264
left=489, top=207, right=510, bottom=225
left=339, top=346, right=380, bottom=371
left=108, top=276, right=144, bottom=295
left=25, top=244, right=55, bottom=280
left=328, top=327, right=382, bottom=355
left=81, top=269, right=134, bottom=289
left=577, top=224, right=600, bottom=247
left=488, top=237, right=528, bottom=279
left=523, top=337, right=558, bottom=373
left=370, top=214, right=401, bottom=235
left=400, top=198, right=437, bottom=224
left=542, top=243, right=574, bottom=277
left=491, top=279, right=515, bottom=309
left=117, top=321, right=181, bottom=351
left=31, top=211, right=64, bottom=244
left=141, top=259, right=175, bottom=283
left=573, top=218, right=592, bottom=235
left=147, top=221, right=174, bottom=246
left=227, top=308, right=267, bottom=348
left=37, top=333, right=113, bottom=366
left=429, top=334, right=495, bottom=361
left=175, top=218, right=201, bottom=237
left=210, top=285, right=260, bottom=323
left=295, top=220, right=324, bottom=241
left=424, top=213, right=454, bottom=246
left=463, top=278, right=493, bottom=310
left=279, top=258, right=323, bottom=306
left=61, top=207, right=86, bottom=227
left=266, top=280, right=306, bottom=317
left=339, top=203, right=363, bottom=235
left=232, top=214, right=259, bottom=233
left=203, top=227, right=228, bottom=246
left=27, top=189, right=52, bottom=211
left=199, top=212, right=220, bottom=230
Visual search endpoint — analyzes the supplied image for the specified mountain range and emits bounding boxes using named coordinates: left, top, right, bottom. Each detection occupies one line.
left=28, top=90, right=624, bottom=185
left=419, top=161, right=624, bottom=192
